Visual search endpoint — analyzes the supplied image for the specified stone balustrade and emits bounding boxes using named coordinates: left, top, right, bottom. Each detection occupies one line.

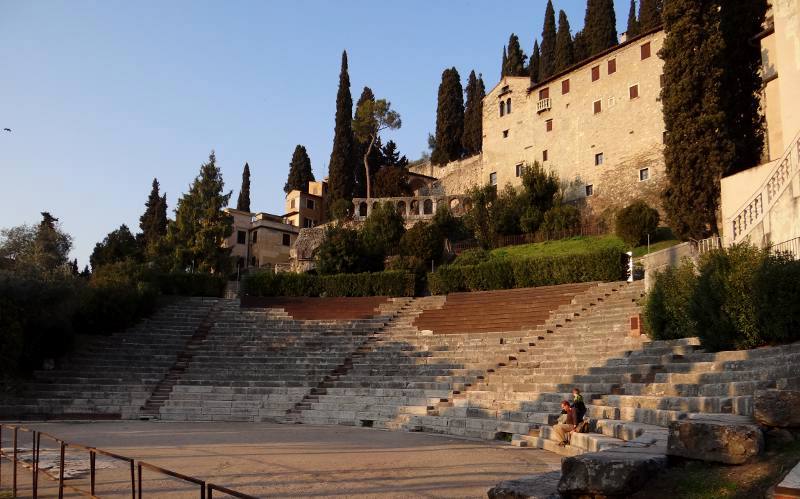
left=352, top=195, right=470, bottom=221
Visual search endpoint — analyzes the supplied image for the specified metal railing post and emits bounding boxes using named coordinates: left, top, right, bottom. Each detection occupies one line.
left=90, top=450, right=96, bottom=496
left=12, top=426, right=17, bottom=498
left=58, top=442, right=65, bottom=499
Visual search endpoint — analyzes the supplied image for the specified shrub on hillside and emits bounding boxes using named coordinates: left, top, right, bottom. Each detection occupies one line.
left=428, top=246, right=624, bottom=294
left=540, top=204, right=582, bottom=234
left=643, top=259, right=699, bottom=340
left=242, top=270, right=414, bottom=297
left=330, top=198, right=352, bottom=221
left=615, top=200, right=661, bottom=247
left=432, top=205, right=471, bottom=242
left=360, top=202, right=405, bottom=260
left=400, top=222, right=444, bottom=265
left=452, top=248, right=492, bottom=266
left=315, top=226, right=371, bottom=275
left=644, top=244, right=800, bottom=351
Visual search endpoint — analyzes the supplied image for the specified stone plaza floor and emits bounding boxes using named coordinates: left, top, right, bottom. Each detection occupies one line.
left=0, top=421, right=560, bottom=498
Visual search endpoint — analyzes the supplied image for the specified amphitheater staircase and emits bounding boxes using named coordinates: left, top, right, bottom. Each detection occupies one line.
left=0, top=297, right=219, bottom=420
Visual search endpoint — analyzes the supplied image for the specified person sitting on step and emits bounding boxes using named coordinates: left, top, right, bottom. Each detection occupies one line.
left=552, top=400, right=577, bottom=446
left=571, top=387, right=588, bottom=432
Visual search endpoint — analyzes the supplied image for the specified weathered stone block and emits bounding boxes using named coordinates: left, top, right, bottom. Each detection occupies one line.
left=755, top=389, right=800, bottom=427
left=667, top=417, right=763, bottom=464
left=557, top=450, right=667, bottom=496
left=487, top=471, right=561, bottom=499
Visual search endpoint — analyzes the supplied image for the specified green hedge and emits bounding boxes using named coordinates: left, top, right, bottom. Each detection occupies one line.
left=153, top=272, right=226, bottom=297
left=429, top=247, right=624, bottom=294
left=243, top=270, right=415, bottom=297
left=644, top=244, right=800, bottom=351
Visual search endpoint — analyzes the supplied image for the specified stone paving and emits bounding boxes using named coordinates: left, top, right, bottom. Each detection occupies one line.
left=0, top=421, right=561, bottom=498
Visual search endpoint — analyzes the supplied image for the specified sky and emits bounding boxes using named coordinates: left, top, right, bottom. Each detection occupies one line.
left=0, top=0, right=632, bottom=267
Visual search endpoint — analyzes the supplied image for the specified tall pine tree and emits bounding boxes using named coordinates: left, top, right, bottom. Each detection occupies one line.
left=529, top=40, right=541, bottom=85
left=584, top=0, right=618, bottom=56
left=626, top=0, right=640, bottom=37
left=327, top=51, right=355, bottom=206
left=660, top=0, right=731, bottom=239
left=353, top=86, right=376, bottom=197
left=462, top=70, right=485, bottom=156
left=284, top=145, right=315, bottom=194
left=638, top=0, right=663, bottom=31
left=167, top=151, right=233, bottom=273
left=539, top=0, right=557, bottom=80
left=505, top=34, right=527, bottom=77
left=431, top=68, right=464, bottom=165
left=554, top=10, right=575, bottom=73
left=719, top=0, right=767, bottom=175
left=236, top=163, right=251, bottom=212
left=573, top=30, right=589, bottom=62
left=139, top=178, right=168, bottom=254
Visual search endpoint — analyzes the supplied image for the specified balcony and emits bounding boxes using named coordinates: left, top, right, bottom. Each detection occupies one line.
left=536, top=97, right=552, bottom=113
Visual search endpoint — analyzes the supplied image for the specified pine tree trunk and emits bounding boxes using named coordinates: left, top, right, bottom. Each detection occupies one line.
left=364, top=134, right=376, bottom=200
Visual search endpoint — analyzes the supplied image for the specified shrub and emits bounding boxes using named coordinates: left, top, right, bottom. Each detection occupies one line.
left=360, top=202, right=405, bottom=260
left=316, top=226, right=370, bottom=275
left=755, top=252, right=800, bottom=345
left=643, top=259, right=698, bottom=340
left=401, top=222, right=444, bottom=264
left=540, top=204, right=582, bottom=234
left=615, top=200, right=661, bottom=247
left=153, top=272, right=226, bottom=297
left=432, top=205, right=471, bottom=242
left=330, top=198, right=352, bottom=221
left=452, top=248, right=492, bottom=266
left=243, top=270, right=414, bottom=297
left=429, top=246, right=624, bottom=294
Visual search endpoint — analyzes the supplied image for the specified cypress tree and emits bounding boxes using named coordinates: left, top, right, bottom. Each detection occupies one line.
left=353, top=86, right=376, bottom=197
left=626, top=0, right=640, bottom=37
left=584, top=0, right=618, bottom=56
left=539, top=0, right=557, bottom=80
left=501, top=46, right=508, bottom=78
left=167, top=151, right=233, bottom=273
left=327, top=51, right=355, bottom=206
left=139, top=178, right=168, bottom=252
left=719, top=0, right=767, bottom=175
left=462, top=70, right=485, bottom=156
left=573, top=30, right=589, bottom=62
left=661, top=0, right=731, bottom=239
left=638, top=0, right=663, bottom=31
left=431, top=68, right=464, bottom=165
left=506, top=34, right=527, bottom=77
left=382, top=140, right=408, bottom=169
left=529, top=40, right=541, bottom=85
left=236, top=163, right=251, bottom=211
left=553, top=10, right=575, bottom=73
left=284, top=145, right=315, bottom=194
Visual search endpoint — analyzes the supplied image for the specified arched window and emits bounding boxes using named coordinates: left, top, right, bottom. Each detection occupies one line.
left=423, top=199, right=433, bottom=215
left=410, top=199, right=420, bottom=215
left=499, top=101, right=505, bottom=116
left=397, top=200, right=406, bottom=216
left=358, top=202, right=368, bottom=217
left=506, top=98, right=512, bottom=114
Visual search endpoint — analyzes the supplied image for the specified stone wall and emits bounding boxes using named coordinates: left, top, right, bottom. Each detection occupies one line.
left=409, top=155, right=484, bottom=196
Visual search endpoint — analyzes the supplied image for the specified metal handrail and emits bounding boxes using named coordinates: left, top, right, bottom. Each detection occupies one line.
left=207, top=483, right=260, bottom=499
left=137, top=461, right=205, bottom=499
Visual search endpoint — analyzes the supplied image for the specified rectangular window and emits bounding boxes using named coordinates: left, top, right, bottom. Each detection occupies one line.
left=489, top=172, right=497, bottom=185
left=595, top=152, right=604, bottom=166
left=237, top=230, right=246, bottom=245
left=663, top=131, right=667, bottom=144
left=290, top=199, right=296, bottom=209
left=546, top=119, right=553, bottom=132
left=282, top=233, right=291, bottom=246
left=639, top=168, right=650, bottom=181
left=515, top=164, right=523, bottom=177
left=252, top=230, right=258, bottom=243
left=641, top=42, right=651, bottom=60
left=593, top=100, right=602, bottom=114
left=608, top=58, right=616, bottom=74
left=585, top=184, right=594, bottom=196
left=659, top=74, right=665, bottom=88
left=539, top=87, right=550, bottom=100
left=543, top=150, right=548, bottom=162
left=561, top=79, right=570, bottom=94
left=591, top=65, right=600, bottom=82
left=503, top=129, right=509, bottom=138
left=306, top=198, right=315, bottom=210
left=629, top=84, right=639, bottom=99
left=304, top=218, right=315, bottom=228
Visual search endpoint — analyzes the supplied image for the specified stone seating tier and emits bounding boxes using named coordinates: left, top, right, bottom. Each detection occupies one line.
left=240, top=296, right=391, bottom=320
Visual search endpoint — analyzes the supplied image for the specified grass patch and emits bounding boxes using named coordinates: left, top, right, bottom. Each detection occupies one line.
left=491, top=235, right=625, bottom=260
left=633, top=438, right=800, bottom=499
left=632, top=238, right=681, bottom=258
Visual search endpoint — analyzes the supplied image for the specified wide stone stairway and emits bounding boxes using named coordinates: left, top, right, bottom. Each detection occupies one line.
left=0, top=297, right=219, bottom=419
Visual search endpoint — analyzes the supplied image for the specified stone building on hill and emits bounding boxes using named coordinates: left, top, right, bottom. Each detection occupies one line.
left=224, top=208, right=299, bottom=271
left=411, top=28, right=668, bottom=220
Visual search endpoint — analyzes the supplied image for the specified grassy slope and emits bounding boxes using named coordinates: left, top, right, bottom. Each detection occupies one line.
left=490, top=235, right=625, bottom=259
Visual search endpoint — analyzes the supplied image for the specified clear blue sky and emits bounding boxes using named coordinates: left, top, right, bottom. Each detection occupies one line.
left=0, top=1, right=631, bottom=267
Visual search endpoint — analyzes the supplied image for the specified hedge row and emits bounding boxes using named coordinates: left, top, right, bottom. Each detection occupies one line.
left=243, top=270, right=415, bottom=297
left=428, top=247, right=625, bottom=294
